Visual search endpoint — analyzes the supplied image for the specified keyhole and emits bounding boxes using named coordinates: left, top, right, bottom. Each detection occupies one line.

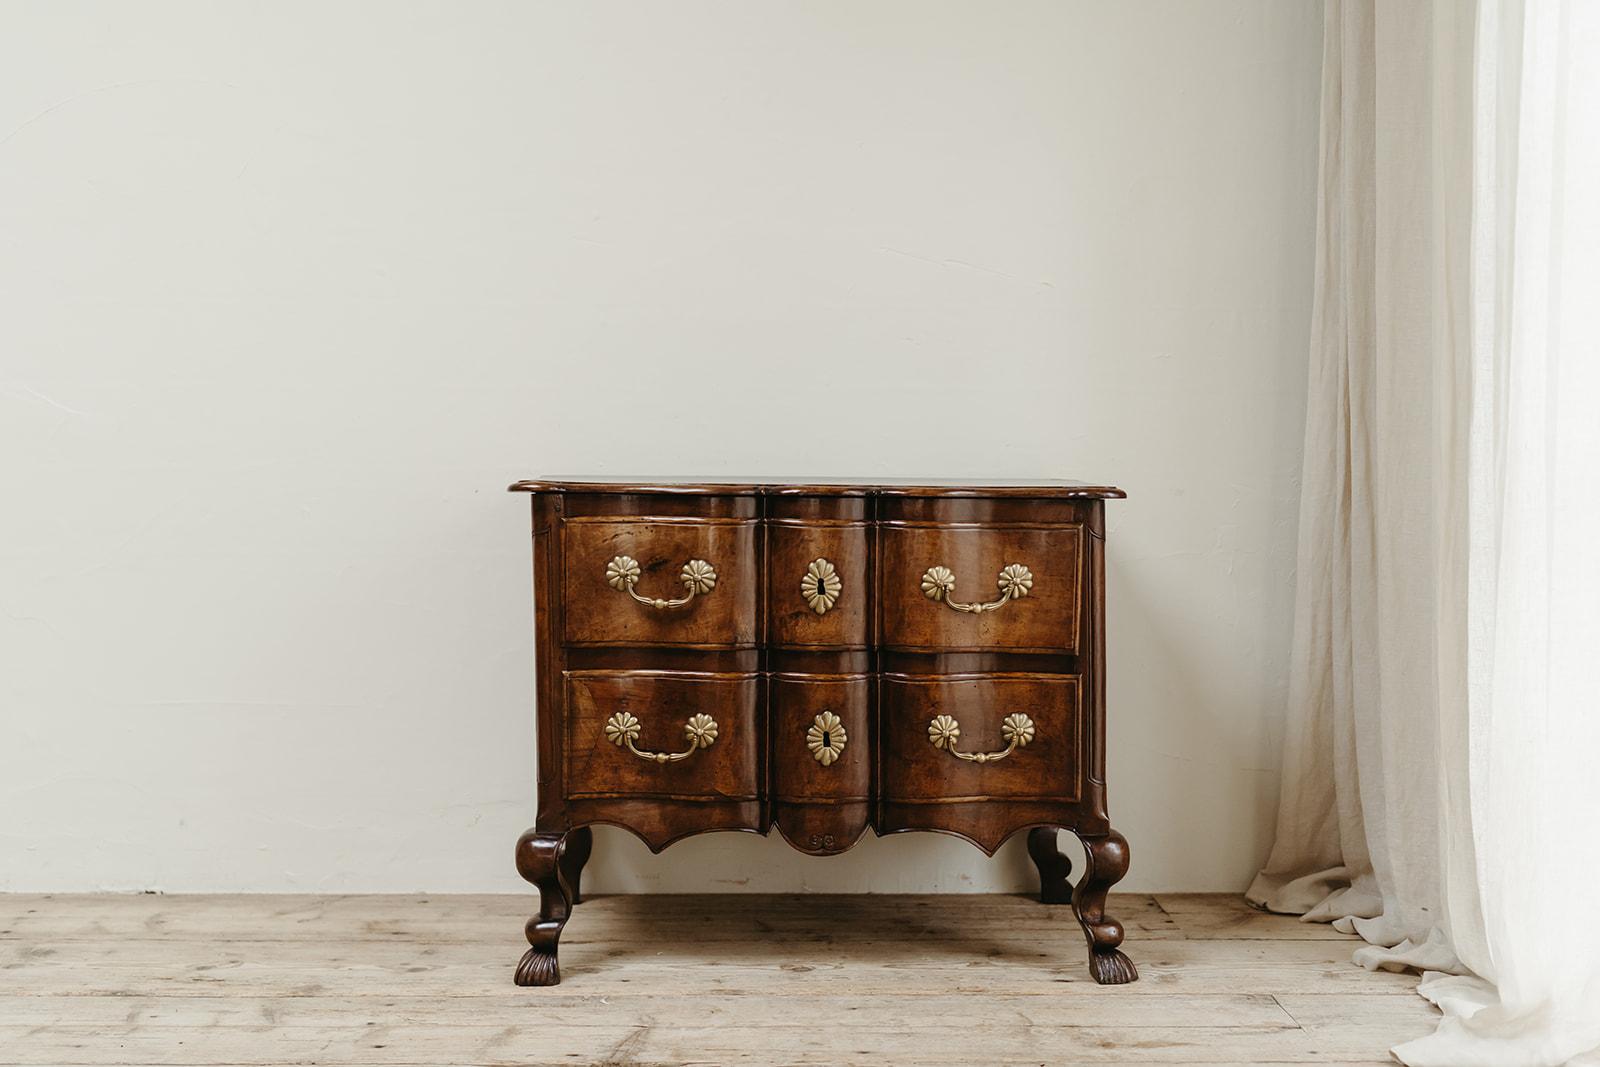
left=816, top=578, right=828, bottom=599
left=821, top=731, right=832, bottom=748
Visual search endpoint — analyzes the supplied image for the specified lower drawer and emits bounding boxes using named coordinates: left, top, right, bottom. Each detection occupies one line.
left=770, top=675, right=870, bottom=802
left=880, top=674, right=1082, bottom=803
left=564, top=671, right=760, bottom=802
left=769, top=674, right=872, bottom=854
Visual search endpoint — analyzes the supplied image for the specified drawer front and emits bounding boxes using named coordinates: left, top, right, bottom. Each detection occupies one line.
left=564, top=671, right=759, bottom=802
left=770, top=675, right=871, bottom=854
left=880, top=674, right=1081, bottom=802
left=562, top=517, right=758, bottom=648
left=767, top=521, right=869, bottom=649
left=771, top=675, right=871, bottom=802
left=879, top=523, right=1083, bottom=653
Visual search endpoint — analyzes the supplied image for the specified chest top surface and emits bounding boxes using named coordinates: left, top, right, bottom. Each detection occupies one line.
left=508, top=476, right=1126, bottom=499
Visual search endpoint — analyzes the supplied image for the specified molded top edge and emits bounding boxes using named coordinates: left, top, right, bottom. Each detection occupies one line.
left=507, top=477, right=1126, bottom=499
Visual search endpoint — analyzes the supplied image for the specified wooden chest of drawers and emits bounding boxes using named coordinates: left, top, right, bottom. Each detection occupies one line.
left=509, top=478, right=1135, bottom=986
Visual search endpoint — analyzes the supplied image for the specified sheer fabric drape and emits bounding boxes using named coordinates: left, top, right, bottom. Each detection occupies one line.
left=1248, top=1, right=1600, bottom=1063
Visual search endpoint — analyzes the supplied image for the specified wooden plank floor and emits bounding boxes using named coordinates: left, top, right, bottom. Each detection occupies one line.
left=0, top=893, right=1436, bottom=1066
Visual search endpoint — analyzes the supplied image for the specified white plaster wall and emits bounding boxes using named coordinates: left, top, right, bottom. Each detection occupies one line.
left=0, top=1, right=1321, bottom=893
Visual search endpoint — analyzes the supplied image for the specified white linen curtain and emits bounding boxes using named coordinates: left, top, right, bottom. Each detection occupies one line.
left=1248, top=0, right=1600, bottom=1064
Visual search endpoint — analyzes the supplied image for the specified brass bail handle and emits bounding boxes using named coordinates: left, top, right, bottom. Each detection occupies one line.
left=927, top=712, right=1036, bottom=764
left=920, top=563, right=1033, bottom=615
left=604, top=711, right=719, bottom=764
left=606, top=555, right=717, bottom=609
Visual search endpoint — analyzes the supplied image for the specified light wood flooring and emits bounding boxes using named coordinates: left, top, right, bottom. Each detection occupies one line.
left=0, top=892, right=1436, bottom=1065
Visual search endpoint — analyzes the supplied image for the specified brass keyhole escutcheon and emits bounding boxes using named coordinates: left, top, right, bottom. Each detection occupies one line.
left=802, top=558, right=842, bottom=615
left=807, top=711, right=847, bottom=765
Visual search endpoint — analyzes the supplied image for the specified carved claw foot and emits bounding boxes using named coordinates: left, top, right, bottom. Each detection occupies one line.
left=1026, top=827, right=1074, bottom=905
left=515, top=945, right=561, bottom=987
left=1087, top=947, right=1139, bottom=985
left=514, top=828, right=575, bottom=987
left=1072, top=828, right=1138, bottom=984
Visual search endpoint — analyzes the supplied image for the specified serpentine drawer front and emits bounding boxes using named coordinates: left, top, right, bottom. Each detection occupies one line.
left=563, top=671, right=759, bottom=803
left=879, top=523, right=1084, bottom=653
left=879, top=673, right=1082, bottom=805
left=508, top=478, right=1135, bottom=989
left=561, top=517, right=758, bottom=648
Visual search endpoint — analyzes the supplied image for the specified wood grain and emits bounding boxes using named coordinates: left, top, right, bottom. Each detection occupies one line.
left=563, top=671, right=760, bottom=801
left=769, top=675, right=872, bottom=853
left=878, top=523, right=1084, bottom=654
left=511, top=477, right=1127, bottom=499
left=765, top=520, right=870, bottom=649
left=879, top=673, right=1082, bottom=803
left=0, top=892, right=1435, bottom=1066
left=560, top=516, right=759, bottom=648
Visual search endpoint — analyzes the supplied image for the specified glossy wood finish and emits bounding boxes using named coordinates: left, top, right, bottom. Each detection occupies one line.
left=560, top=798, right=764, bottom=854
left=1075, top=830, right=1138, bottom=984
left=1027, top=826, right=1075, bottom=905
left=561, top=517, right=758, bottom=648
left=765, top=519, right=870, bottom=649
left=557, top=825, right=593, bottom=905
left=764, top=493, right=874, bottom=857
left=769, top=674, right=872, bottom=854
left=878, top=523, right=1084, bottom=653
left=512, top=829, right=569, bottom=987
left=511, top=476, right=1126, bottom=499
left=563, top=671, right=760, bottom=802
left=879, top=674, right=1082, bottom=802
left=512, top=479, right=1132, bottom=986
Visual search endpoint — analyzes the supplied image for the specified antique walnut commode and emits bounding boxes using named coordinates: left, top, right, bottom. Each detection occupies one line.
left=509, top=477, right=1135, bottom=986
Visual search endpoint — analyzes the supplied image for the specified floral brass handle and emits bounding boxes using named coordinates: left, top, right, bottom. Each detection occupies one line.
left=605, top=555, right=717, bottom=609
left=604, top=711, right=719, bottom=764
left=920, top=563, right=1033, bottom=614
left=927, top=712, right=1036, bottom=764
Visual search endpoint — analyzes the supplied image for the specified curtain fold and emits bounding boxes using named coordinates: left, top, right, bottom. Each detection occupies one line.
left=1250, top=1, right=1600, bottom=1064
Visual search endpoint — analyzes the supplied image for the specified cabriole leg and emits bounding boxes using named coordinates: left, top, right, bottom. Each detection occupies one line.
left=514, top=829, right=572, bottom=987
left=558, top=825, right=593, bottom=905
left=1071, top=828, right=1138, bottom=984
left=1026, top=826, right=1074, bottom=905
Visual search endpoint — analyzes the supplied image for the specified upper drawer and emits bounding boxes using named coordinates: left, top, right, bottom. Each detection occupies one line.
left=879, top=523, right=1083, bottom=653
left=766, top=520, right=870, bottom=649
left=562, top=517, right=759, bottom=648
